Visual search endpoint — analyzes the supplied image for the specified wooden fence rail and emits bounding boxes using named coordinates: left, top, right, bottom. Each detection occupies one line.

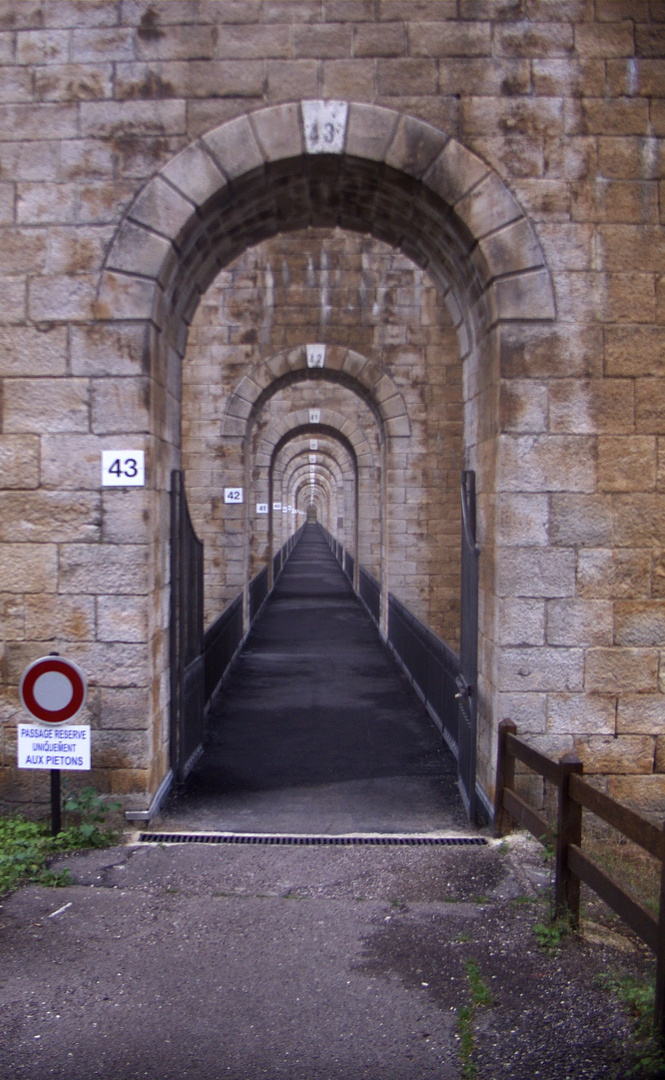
left=494, top=718, right=665, bottom=1041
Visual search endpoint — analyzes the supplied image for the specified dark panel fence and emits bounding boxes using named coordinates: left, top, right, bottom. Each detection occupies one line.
left=317, top=524, right=460, bottom=756
left=203, top=524, right=305, bottom=710
left=359, top=565, right=380, bottom=625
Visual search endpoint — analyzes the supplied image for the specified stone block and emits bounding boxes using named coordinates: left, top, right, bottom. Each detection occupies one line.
left=538, top=224, right=594, bottom=272
left=70, top=27, right=135, bottom=62
left=65, top=641, right=150, bottom=689
left=0, top=103, right=78, bottom=141
left=95, top=271, right=157, bottom=322
left=34, top=62, right=114, bottom=102
left=0, top=324, right=67, bottom=377
left=496, top=547, right=576, bottom=598
left=409, top=20, right=491, bottom=56
left=577, top=548, right=651, bottom=600
left=202, top=113, right=264, bottom=179
left=3, top=377, right=90, bottom=434
left=497, top=646, right=584, bottom=693
left=58, top=543, right=150, bottom=595
left=499, top=380, right=548, bottom=433
left=495, top=20, right=573, bottom=58
left=24, top=594, right=95, bottom=642
left=322, top=60, right=375, bottom=101
left=605, top=326, right=665, bottom=378
left=0, top=491, right=101, bottom=543
left=617, top=694, right=665, bottom=735
left=636, top=380, right=665, bottom=435
left=478, top=217, right=544, bottom=279
left=499, top=323, right=603, bottom=379
left=532, top=58, right=605, bottom=97
left=128, top=175, right=193, bottom=243
left=0, top=543, right=57, bottom=593
left=496, top=691, right=547, bottom=733
left=28, top=273, right=96, bottom=321
left=546, top=599, right=614, bottom=647
left=353, top=22, right=405, bottom=56
left=566, top=97, right=649, bottom=138
left=463, top=95, right=563, bottom=138
left=498, top=434, right=596, bottom=493
left=598, top=436, right=656, bottom=492
left=70, top=322, right=151, bottom=379
left=377, top=58, right=437, bottom=96
left=497, top=493, right=549, bottom=546
left=97, top=594, right=149, bottom=643
left=98, top=687, right=151, bottom=731
left=159, top=141, right=225, bottom=208
left=456, top=172, right=522, bottom=239
left=424, top=137, right=488, bottom=205
left=598, top=225, right=665, bottom=273
left=17, top=28, right=70, bottom=64
left=614, top=601, right=665, bottom=647
left=493, top=269, right=556, bottom=321
left=266, top=60, right=319, bottom=103
left=574, top=735, right=655, bottom=775
left=91, top=377, right=150, bottom=435
left=550, top=494, right=613, bottom=547
left=80, top=97, right=187, bottom=137
left=607, top=775, right=665, bottom=814
left=251, top=103, right=302, bottom=163
left=575, top=23, right=635, bottom=58
left=572, top=180, right=659, bottom=224
left=384, top=114, right=448, bottom=180
left=294, top=23, right=352, bottom=58
left=585, top=648, right=659, bottom=693
left=17, top=181, right=79, bottom=226
left=498, top=597, right=545, bottom=646
left=549, top=379, right=634, bottom=434
left=106, top=220, right=172, bottom=281
left=547, top=693, right=616, bottom=736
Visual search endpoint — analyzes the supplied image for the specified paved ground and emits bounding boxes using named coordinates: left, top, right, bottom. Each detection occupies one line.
left=0, top=834, right=653, bottom=1080
left=159, top=524, right=469, bottom=836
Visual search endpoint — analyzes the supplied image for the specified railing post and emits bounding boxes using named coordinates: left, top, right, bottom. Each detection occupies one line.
left=493, top=718, right=516, bottom=838
left=655, top=822, right=665, bottom=1044
left=555, top=750, right=583, bottom=927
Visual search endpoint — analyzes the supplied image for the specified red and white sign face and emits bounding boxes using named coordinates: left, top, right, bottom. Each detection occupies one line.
left=19, top=656, right=87, bottom=726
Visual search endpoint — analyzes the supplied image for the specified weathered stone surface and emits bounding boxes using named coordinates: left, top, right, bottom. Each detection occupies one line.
left=0, top=491, right=101, bottom=543
left=498, top=435, right=596, bottom=493
left=547, top=693, right=616, bottom=736
left=0, top=435, right=39, bottom=489
left=97, top=593, right=149, bottom=643
left=585, top=648, right=660, bottom=694
left=614, top=601, right=665, bottom=647
left=0, top=544, right=57, bottom=593
left=2, top=377, right=90, bottom=434
left=547, top=599, right=613, bottom=647
left=574, top=736, right=655, bottom=775
left=497, top=647, right=584, bottom=693
left=550, top=495, right=613, bottom=547
left=58, top=544, right=149, bottom=595
left=496, top=548, right=576, bottom=598
left=577, top=548, right=652, bottom=600
left=23, top=594, right=95, bottom=642
left=617, top=694, right=665, bottom=735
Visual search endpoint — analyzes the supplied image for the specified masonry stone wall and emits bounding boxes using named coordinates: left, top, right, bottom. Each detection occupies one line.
left=0, top=0, right=663, bottom=819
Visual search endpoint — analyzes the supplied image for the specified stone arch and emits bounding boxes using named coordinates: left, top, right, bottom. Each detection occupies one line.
left=94, top=99, right=556, bottom=812
left=223, top=344, right=410, bottom=441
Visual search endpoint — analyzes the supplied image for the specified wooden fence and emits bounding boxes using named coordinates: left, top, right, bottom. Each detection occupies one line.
left=494, top=718, right=665, bottom=1040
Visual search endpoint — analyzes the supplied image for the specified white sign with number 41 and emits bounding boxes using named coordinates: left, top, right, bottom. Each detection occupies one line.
left=101, top=451, right=145, bottom=487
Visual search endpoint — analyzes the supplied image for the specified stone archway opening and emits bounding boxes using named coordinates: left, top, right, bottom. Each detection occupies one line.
left=98, top=101, right=554, bottom=817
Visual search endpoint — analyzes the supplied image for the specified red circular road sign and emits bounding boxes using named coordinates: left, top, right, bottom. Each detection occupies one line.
left=19, top=656, right=87, bottom=726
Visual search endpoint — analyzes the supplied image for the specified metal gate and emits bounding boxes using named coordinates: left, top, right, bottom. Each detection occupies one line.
left=170, top=469, right=205, bottom=785
left=456, top=470, right=480, bottom=821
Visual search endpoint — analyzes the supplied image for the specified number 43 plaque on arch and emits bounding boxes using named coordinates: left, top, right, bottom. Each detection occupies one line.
left=101, top=450, right=145, bottom=487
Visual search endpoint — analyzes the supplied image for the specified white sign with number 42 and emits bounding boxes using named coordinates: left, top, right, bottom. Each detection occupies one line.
left=101, top=451, right=145, bottom=487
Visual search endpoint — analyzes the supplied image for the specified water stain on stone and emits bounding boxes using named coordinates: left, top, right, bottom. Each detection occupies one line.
left=137, top=7, right=163, bottom=42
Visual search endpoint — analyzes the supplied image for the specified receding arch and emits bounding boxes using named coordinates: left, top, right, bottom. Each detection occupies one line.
left=223, top=344, right=410, bottom=441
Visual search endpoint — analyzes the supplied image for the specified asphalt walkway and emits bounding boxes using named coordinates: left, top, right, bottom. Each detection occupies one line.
left=159, top=524, right=469, bottom=835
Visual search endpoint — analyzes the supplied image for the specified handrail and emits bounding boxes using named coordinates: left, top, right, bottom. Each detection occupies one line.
left=495, top=718, right=665, bottom=1042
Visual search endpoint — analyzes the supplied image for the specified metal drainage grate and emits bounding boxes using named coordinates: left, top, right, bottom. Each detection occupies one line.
left=137, top=832, right=488, bottom=847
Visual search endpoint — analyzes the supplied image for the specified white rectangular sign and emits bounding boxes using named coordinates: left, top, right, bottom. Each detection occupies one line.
left=306, top=343, right=326, bottom=368
left=102, top=450, right=145, bottom=487
left=256, top=503, right=268, bottom=514
left=18, top=724, right=91, bottom=770
left=224, top=487, right=243, bottom=504
left=273, top=502, right=282, bottom=511
left=309, top=409, right=321, bottom=423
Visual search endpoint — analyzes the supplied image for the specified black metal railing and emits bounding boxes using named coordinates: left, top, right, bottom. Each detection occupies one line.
left=388, top=595, right=459, bottom=753
left=317, top=524, right=460, bottom=755
left=202, top=594, right=243, bottom=706
left=359, top=565, right=380, bottom=624
left=249, top=565, right=269, bottom=621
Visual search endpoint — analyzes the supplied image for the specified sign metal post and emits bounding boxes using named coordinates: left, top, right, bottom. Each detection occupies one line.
left=18, top=652, right=89, bottom=836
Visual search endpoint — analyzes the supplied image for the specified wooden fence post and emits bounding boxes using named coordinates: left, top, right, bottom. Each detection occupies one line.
left=494, top=718, right=517, bottom=839
left=655, top=823, right=665, bottom=1044
left=555, top=751, right=583, bottom=927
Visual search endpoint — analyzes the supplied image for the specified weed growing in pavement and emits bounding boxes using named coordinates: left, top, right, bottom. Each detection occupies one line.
left=457, top=958, right=494, bottom=1079
left=533, top=908, right=575, bottom=952
left=598, top=972, right=665, bottom=1078
left=0, top=786, right=121, bottom=896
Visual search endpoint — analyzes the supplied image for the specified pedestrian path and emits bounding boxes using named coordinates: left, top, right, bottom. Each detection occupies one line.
left=159, top=524, right=470, bottom=835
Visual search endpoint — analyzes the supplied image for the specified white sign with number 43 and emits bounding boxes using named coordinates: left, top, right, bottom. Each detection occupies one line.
left=101, top=451, right=145, bottom=487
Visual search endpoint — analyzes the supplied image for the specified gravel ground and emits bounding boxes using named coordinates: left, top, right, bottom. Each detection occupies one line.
left=0, top=831, right=660, bottom=1080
